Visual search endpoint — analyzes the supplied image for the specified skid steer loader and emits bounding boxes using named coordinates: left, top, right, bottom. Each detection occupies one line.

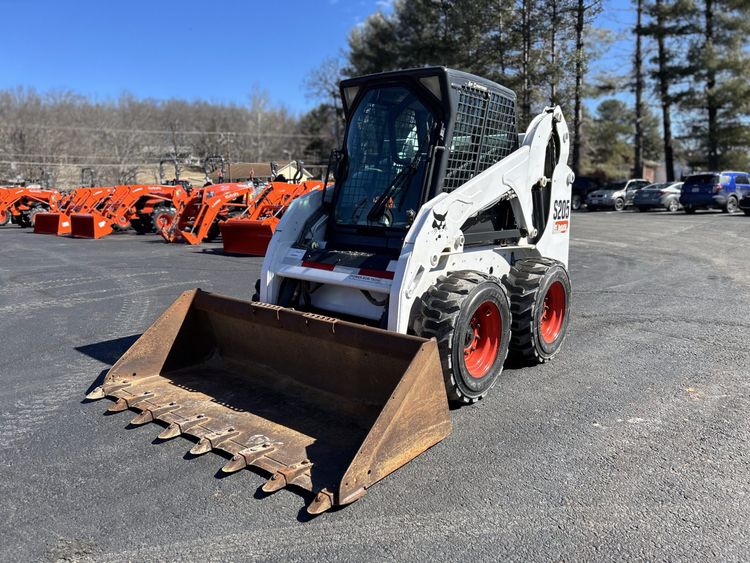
left=87, top=67, right=573, bottom=515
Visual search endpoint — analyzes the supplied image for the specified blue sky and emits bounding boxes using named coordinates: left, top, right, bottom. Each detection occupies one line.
left=2, top=0, right=634, bottom=115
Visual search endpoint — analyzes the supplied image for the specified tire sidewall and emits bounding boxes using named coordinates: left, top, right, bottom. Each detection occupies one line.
left=614, top=198, right=625, bottom=211
left=450, top=280, right=511, bottom=399
left=533, top=265, right=572, bottom=358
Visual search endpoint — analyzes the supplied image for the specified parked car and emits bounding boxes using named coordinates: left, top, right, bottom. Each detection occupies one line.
left=633, top=181, right=684, bottom=212
left=571, top=176, right=604, bottom=210
left=738, top=190, right=750, bottom=216
left=679, top=171, right=750, bottom=214
left=586, top=179, right=650, bottom=211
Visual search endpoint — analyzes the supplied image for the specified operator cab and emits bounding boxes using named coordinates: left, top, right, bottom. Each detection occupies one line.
left=322, top=67, right=519, bottom=256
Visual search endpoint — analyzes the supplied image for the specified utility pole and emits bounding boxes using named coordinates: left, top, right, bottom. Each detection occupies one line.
left=704, top=0, right=718, bottom=170
left=572, top=0, right=585, bottom=175
left=655, top=0, right=675, bottom=181
left=633, top=0, right=644, bottom=178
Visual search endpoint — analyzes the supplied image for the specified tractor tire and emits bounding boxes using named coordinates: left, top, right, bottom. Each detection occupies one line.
left=130, top=216, right=152, bottom=235
left=206, top=221, right=221, bottom=242
left=725, top=196, right=738, bottom=214
left=504, top=257, right=571, bottom=365
left=27, top=204, right=49, bottom=227
left=152, top=206, right=176, bottom=232
left=418, top=271, right=511, bottom=404
left=0, top=209, right=10, bottom=226
left=614, top=198, right=625, bottom=212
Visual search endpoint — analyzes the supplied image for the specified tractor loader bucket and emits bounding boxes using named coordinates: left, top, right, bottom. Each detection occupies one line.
left=34, top=212, right=72, bottom=235
left=219, top=218, right=275, bottom=256
left=87, top=289, right=451, bottom=514
left=70, top=212, right=112, bottom=239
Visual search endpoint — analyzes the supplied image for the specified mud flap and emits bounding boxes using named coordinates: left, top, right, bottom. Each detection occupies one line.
left=87, top=289, right=451, bottom=514
left=219, top=218, right=275, bottom=256
left=70, top=212, right=113, bottom=239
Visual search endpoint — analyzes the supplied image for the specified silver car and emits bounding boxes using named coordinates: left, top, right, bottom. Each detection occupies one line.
left=633, top=182, right=684, bottom=212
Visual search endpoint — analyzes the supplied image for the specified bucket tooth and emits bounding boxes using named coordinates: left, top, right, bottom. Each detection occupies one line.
left=262, top=472, right=287, bottom=493
left=261, top=460, right=312, bottom=494
left=221, top=442, right=277, bottom=474
left=87, top=382, right=130, bottom=401
left=189, top=427, right=239, bottom=456
left=307, top=489, right=334, bottom=515
left=130, top=402, right=179, bottom=426
left=107, top=398, right=129, bottom=413
left=86, top=387, right=106, bottom=400
left=158, top=423, right=182, bottom=440
left=108, top=391, right=154, bottom=413
left=158, top=413, right=208, bottom=440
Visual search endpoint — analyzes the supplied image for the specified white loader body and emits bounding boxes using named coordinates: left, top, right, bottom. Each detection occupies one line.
left=260, top=106, right=572, bottom=332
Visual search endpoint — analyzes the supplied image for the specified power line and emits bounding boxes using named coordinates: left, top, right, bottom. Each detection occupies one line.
left=0, top=123, right=318, bottom=139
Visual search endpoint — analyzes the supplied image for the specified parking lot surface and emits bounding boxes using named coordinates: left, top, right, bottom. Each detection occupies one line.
left=1, top=210, right=748, bottom=561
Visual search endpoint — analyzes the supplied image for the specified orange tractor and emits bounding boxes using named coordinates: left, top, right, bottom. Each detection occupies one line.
left=69, top=183, right=190, bottom=239
left=160, top=156, right=256, bottom=245
left=220, top=179, right=324, bottom=256
left=0, top=185, right=62, bottom=228
left=34, top=169, right=115, bottom=235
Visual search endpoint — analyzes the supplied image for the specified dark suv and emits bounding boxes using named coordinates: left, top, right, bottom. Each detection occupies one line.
left=680, top=171, right=750, bottom=213
left=571, top=176, right=603, bottom=210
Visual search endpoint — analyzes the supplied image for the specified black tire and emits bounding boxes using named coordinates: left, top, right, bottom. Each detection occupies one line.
left=504, top=257, right=571, bottom=365
left=151, top=205, right=176, bottom=232
left=130, top=216, right=152, bottom=235
left=205, top=221, right=221, bottom=242
left=614, top=198, right=625, bottom=212
left=571, top=194, right=582, bottom=211
left=0, top=208, right=10, bottom=226
left=744, top=209, right=750, bottom=216
left=667, top=199, right=680, bottom=212
left=725, top=196, right=738, bottom=214
left=418, top=271, right=511, bottom=404
left=635, top=206, right=647, bottom=212
left=684, top=205, right=696, bottom=214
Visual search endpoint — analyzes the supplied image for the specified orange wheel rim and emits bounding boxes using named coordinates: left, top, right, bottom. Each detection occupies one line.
left=463, top=300, right=501, bottom=378
left=540, top=281, right=566, bottom=344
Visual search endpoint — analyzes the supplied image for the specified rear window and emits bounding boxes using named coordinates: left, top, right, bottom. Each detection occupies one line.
left=685, top=174, right=719, bottom=187
left=735, top=174, right=749, bottom=184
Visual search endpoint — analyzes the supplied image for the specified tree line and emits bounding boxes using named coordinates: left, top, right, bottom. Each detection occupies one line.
left=2, top=0, right=748, bottom=188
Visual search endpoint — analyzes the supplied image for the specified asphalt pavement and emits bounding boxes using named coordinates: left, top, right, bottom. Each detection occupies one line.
left=0, top=209, right=748, bottom=561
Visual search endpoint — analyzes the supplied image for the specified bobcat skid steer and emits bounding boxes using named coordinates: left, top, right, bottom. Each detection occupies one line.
left=87, top=67, right=573, bottom=515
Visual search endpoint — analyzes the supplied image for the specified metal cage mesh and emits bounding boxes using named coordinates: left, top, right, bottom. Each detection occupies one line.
left=443, top=84, right=517, bottom=192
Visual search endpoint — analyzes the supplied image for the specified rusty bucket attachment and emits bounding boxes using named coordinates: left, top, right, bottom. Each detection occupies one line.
left=219, top=218, right=275, bottom=256
left=87, top=290, right=451, bottom=514
left=70, top=212, right=112, bottom=239
left=34, top=212, right=72, bottom=235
